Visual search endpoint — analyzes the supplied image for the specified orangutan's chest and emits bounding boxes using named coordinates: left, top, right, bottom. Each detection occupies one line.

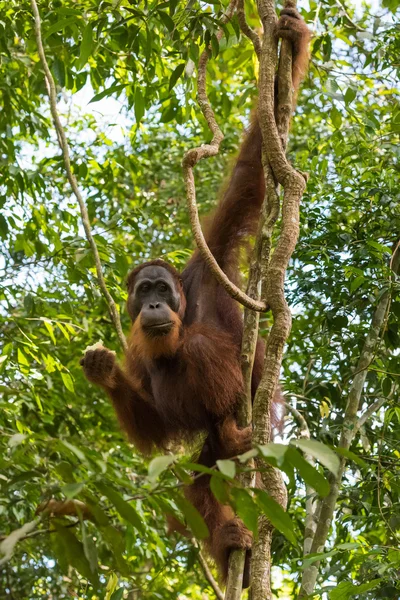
left=148, top=360, right=208, bottom=430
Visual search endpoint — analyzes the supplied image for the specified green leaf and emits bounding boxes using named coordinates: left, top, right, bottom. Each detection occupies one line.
left=148, top=455, right=176, bottom=481
left=55, top=462, right=75, bottom=483
left=382, top=377, right=392, bottom=396
left=287, top=447, right=330, bottom=497
left=61, top=440, right=87, bottom=463
left=96, top=483, right=145, bottom=534
left=158, top=10, right=175, bottom=32
left=183, top=463, right=216, bottom=476
left=254, top=490, right=297, bottom=546
left=216, top=459, right=236, bottom=479
left=101, top=526, right=130, bottom=575
left=43, top=17, right=78, bottom=40
left=106, top=573, right=118, bottom=599
left=174, top=464, right=193, bottom=485
left=54, top=523, right=98, bottom=586
left=17, top=348, right=29, bottom=367
left=331, top=106, right=342, bottom=129
left=350, top=275, right=364, bottom=293
left=56, top=322, right=70, bottom=341
left=231, top=488, right=258, bottom=534
left=0, top=214, right=8, bottom=238
left=81, top=522, right=98, bottom=574
left=110, top=590, right=124, bottom=600
left=258, top=443, right=288, bottom=467
left=24, top=294, right=34, bottom=314
left=344, top=87, right=357, bottom=104
left=333, top=447, right=367, bottom=469
left=238, top=448, right=258, bottom=463
left=44, top=320, right=56, bottom=344
left=169, top=63, right=185, bottom=91
left=89, top=84, right=125, bottom=103
left=175, top=496, right=209, bottom=539
left=233, top=49, right=253, bottom=68
left=160, top=101, right=176, bottom=123
left=52, top=57, right=65, bottom=87
left=388, top=548, right=400, bottom=564
left=211, top=34, right=219, bottom=57
left=134, top=87, right=145, bottom=124
left=210, top=475, right=230, bottom=504
left=84, top=493, right=109, bottom=527
left=366, top=240, right=391, bottom=254
left=62, top=482, right=84, bottom=499
left=291, top=439, right=340, bottom=475
left=61, top=371, right=74, bottom=393
left=302, top=548, right=339, bottom=568
left=336, top=542, right=360, bottom=550
left=330, top=579, right=380, bottom=600
left=77, top=23, right=94, bottom=70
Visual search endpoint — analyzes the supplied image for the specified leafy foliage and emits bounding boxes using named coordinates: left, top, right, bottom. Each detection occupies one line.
left=1, top=1, right=400, bottom=599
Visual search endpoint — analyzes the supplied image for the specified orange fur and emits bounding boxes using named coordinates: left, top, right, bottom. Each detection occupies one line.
left=276, top=5, right=312, bottom=91
left=128, top=310, right=182, bottom=361
left=81, top=8, right=310, bottom=583
left=218, top=415, right=252, bottom=458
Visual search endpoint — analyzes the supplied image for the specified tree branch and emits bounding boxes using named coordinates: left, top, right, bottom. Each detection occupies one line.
left=225, top=1, right=283, bottom=594
left=284, top=401, right=319, bottom=556
left=192, top=538, right=224, bottom=600
left=284, top=402, right=310, bottom=438
left=30, top=0, right=128, bottom=353
left=0, top=519, right=39, bottom=566
left=335, top=0, right=365, bottom=32
left=182, top=0, right=268, bottom=313
left=355, top=397, right=388, bottom=433
left=299, top=245, right=400, bottom=597
left=250, top=0, right=307, bottom=597
left=225, top=234, right=263, bottom=598
left=226, top=0, right=307, bottom=596
left=237, top=0, right=262, bottom=57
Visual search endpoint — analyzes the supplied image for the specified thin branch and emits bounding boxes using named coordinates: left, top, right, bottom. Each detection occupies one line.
left=284, top=402, right=310, bottom=438
left=313, top=2, right=322, bottom=29
left=389, top=238, right=400, bottom=271
left=335, top=0, right=365, bottom=32
left=225, top=218, right=269, bottom=598
left=0, top=519, right=39, bottom=566
left=355, top=397, right=388, bottom=433
left=252, top=0, right=306, bottom=434
left=30, top=0, right=128, bottom=353
left=192, top=538, right=224, bottom=600
left=228, top=0, right=306, bottom=594
left=284, top=401, right=319, bottom=556
left=237, top=0, right=262, bottom=57
left=298, top=245, right=400, bottom=598
left=0, top=519, right=81, bottom=544
left=182, top=0, right=268, bottom=313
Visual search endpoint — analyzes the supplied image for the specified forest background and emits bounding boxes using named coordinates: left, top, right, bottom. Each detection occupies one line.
left=0, top=1, right=399, bottom=599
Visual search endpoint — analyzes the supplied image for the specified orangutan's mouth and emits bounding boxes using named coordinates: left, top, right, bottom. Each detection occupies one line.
left=144, top=322, right=173, bottom=336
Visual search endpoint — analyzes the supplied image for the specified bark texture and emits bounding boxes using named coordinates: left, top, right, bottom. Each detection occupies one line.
left=227, top=0, right=307, bottom=597
left=249, top=3, right=305, bottom=598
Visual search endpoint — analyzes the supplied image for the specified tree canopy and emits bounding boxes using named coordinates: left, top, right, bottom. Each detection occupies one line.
left=1, top=1, right=400, bottom=599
